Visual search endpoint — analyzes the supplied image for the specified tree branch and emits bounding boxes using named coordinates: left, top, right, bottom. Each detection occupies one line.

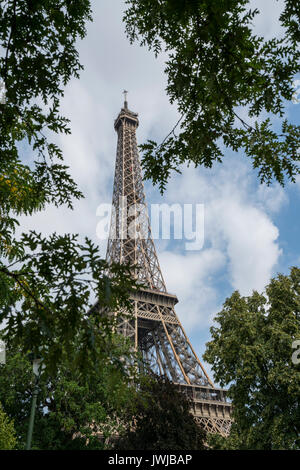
left=3, top=0, right=17, bottom=85
left=0, top=265, right=52, bottom=316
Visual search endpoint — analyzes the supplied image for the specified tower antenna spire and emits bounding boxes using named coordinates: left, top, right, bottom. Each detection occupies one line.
left=123, top=89, right=128, bottom=109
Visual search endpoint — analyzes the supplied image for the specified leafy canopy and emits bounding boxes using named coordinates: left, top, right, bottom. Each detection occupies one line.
left=124, top=0, right=300, bottom=192
left=0, top=403, right=16, bottom=450
left=0, top=336, right=138, bottom=450
left=116, top=374, right=206, bottom=450
left=204, top=266, right=300, bottom=450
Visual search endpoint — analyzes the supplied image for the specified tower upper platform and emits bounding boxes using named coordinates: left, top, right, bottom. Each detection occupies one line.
left=114, top=101, right=139, bottom=131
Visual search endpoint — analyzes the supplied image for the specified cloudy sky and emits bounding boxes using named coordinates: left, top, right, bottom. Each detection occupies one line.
left=20, top=0, right=300, bottom=382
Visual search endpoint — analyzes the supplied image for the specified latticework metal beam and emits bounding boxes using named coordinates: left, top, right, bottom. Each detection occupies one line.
left=102, top=99, right=232, bottom=436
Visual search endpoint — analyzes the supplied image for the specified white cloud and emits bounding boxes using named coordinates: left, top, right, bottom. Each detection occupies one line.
left=160, top=249, right=226, bottom=330
left=256, top=184, right=288, bottom=214
left=216, top=198, right=281, bottom=294
left=163, top=158, right=283, bottom=297
left=248, top=0, right=285, bottom=39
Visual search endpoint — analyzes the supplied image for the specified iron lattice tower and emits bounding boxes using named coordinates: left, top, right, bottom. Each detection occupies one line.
left=104, top=98, right=232, bottom=436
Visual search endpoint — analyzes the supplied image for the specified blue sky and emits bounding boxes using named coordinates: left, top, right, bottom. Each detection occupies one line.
left=19, top=0, right=300, bottom=383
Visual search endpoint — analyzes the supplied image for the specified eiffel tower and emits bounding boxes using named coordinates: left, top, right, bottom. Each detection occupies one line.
left=104, top=94, right=232, bottom=436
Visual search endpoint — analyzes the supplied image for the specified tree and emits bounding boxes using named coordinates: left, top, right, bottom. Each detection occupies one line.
left=0, top=403, right=16, bottom=450
left=0, top=342, right=207, bottom=451
left=124, top=1, right=300, bottom=192
left=0, top=1, right=137, bottom=372
left=0, top=336, right=137, bottom=450
left=204, top=266, right=300, bottom=450
left=116, top=374, right=206, bottom=450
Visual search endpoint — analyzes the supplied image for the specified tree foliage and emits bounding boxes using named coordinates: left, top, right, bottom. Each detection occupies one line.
left=0, top=344, right=206, bottom=450
left=0, top=1, right=138, bottom=371
left=0, top=337, right=137, bottom=450
left=0, top=403, right=16, bottom=450
left=204, top=266, right=300, bottom=450
left=124, top=0, right=300, bottom=192
left=116, top=374, right=206, bottom=450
